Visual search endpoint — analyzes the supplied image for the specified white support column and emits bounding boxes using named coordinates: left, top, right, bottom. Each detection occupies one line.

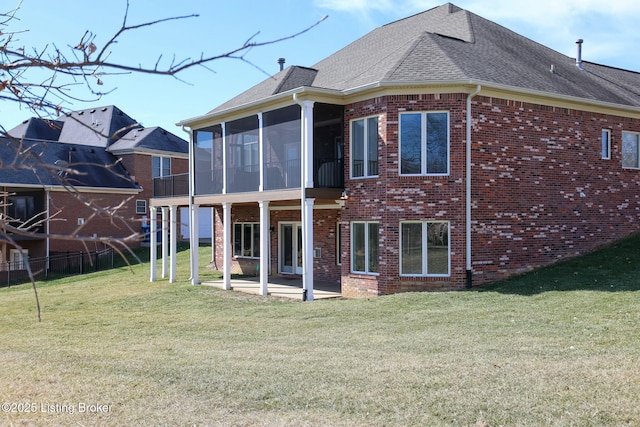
left=258, top=112, right=264, bottom=192
left=301, top=100, right=315, bottom=188
left=211, top=207, right=216, bottom=263
left=169, top=205, right=177, bottom=283
left=187, top=124, right=199, bottom=285
left=221, top=122, right=227, bottom=194
left=259, top=200, right=269, bottom=296
left=302, top=197, right=315, bottom=301
left=190, top=203, right=200, bottom=285
left=222, top=202, right=232, bottom=290
left=161, top=207, right=169, bottom=278
left=149, top=206, right=157, bottom=282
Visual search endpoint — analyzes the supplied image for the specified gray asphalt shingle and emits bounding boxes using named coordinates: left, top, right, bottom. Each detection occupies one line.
left=208, top=3, right=640, bottom=115
left=0, top=137, right=139, bottom=189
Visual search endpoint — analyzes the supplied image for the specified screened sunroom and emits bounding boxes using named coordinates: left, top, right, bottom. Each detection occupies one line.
left=192, top=102, right=343, bottom=197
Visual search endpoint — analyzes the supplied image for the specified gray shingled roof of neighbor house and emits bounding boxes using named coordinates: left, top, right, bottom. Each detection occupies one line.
left=7, top=105, right=188, bottom=155
left=54, top=105, right=139, bottom=147
left=0, top=137, right=140, bottom=190
left=208, top=2, right=640, bottom=115
left=108, top=126, right=188, bottom=155
left=3, top=105, right=186, bottom=190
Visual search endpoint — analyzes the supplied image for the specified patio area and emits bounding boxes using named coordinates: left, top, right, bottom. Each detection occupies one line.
left=204, top=276, right=342, bottom=300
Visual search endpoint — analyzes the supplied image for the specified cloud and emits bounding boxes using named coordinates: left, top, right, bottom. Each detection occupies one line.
left=459, top=0, right=640, bottom=67
left=315, top=0, right=640, bottom=70
left=314, top=0, right=396, bottom=13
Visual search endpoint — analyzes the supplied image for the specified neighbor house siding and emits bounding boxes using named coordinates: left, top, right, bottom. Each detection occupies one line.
left=119, top=152, right=188, bottom=205
left=48, top=191, right=140, bottom=252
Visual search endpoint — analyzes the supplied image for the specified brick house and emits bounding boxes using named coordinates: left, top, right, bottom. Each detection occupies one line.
left=1, top=105, right=188, bottom=271
left=152, top=3, right=640, bottom=298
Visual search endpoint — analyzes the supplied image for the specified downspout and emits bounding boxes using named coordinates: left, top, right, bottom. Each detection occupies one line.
left=466, top=85, right=481, bottom=289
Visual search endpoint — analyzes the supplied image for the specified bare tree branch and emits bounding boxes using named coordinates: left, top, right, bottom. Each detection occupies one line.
left=0, top=2, right=326, bottom=321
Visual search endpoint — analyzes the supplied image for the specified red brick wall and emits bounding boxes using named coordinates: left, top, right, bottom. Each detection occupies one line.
left=342, top=94, right=469, bottom=296
left=119, top=152, right=188, bottom=210
left=341, top=93, right=640, bottom=296
left=470, top=96, right=640, bottom=284
left=47, top=190, right=140, bottom=252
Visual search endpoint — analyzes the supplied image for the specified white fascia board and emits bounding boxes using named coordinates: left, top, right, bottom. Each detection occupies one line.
left=179, top=78, right=640, bottom=130
left=177, top=87, right=343, bottom=129
left=46, top=186, right=141, bottom=194
left=0, top=182, right=140, bottom=194
left=345, top=79, right=640, bottom=117
left=108, top=148, right=189, bottom=159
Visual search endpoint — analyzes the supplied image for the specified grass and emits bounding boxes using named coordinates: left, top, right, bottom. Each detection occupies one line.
left=0, top=235, right=639, bottom=426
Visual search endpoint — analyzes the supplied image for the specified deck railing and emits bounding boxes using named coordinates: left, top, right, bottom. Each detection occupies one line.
left=153, top=173, right=189, bottom=198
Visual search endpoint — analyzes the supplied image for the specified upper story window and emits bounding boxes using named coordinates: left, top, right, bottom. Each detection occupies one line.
left=622, top=131, right=640, bottom=169
left=400, top=111, right=449, bottom=175
left=351, top=116, right=378, bottom=178
left=601, top=129, right=611, bottom=160
left=152, top=156, right=171, bottom=178
left=7, top=196, right=35, bottom=222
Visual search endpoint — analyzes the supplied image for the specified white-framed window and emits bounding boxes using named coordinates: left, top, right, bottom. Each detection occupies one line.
left=400, top=111, right=449, bottom=175
left=350, top=116, right=379, bottom=178
left=136, top=200, right=147, bottom=215
left=622, top=131, right=640, bottom=169
left=233, top=222, right=260, bottom=258
left=601, top=129, right=611, bottom=160
left=9, top=249, right=28, bottom=271
left=351, top=221, right=379, bottom=274
left=152, top=156, right=172, bottom=178
left=400, top=221, right=450, bottom=276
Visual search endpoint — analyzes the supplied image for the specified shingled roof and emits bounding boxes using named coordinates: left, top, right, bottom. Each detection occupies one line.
left=108, top=126, right=188, bottom=155
left=2, top=105, right=186, bottom=190
left=7, top=105, right=187, bottom=155
left=209, top=2, right=640, bottom=114
left=55, top=105, right=138, bottom=147
left=0, top=137, right=139, bottom=190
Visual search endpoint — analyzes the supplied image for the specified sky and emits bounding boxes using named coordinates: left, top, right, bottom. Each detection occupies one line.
left=3, top=0, right=640, bottom=139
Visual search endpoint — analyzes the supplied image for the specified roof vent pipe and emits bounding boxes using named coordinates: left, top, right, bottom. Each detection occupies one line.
left=278, top=57, right=285, bottom=71
left=576, top=39, right=584, bottom=70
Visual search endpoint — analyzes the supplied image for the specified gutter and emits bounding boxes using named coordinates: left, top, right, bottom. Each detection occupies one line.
left=466, top=85, right=481, bottom=289
left=178, top=86, right=342, bottom=128
left=178, top=77, right=640, bottom=131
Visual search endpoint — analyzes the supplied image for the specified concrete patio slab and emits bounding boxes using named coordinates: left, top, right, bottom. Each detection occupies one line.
left=203, top=276, right=341, bottom=300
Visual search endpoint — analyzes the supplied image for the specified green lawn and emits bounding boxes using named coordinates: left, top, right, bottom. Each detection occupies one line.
left=1, top=236, right=639, bottom=426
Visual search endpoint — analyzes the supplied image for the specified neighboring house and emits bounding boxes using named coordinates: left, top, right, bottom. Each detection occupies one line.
left=151, top=3, right=640, bottom=298
left=1, top=105, right=188, bottom=271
